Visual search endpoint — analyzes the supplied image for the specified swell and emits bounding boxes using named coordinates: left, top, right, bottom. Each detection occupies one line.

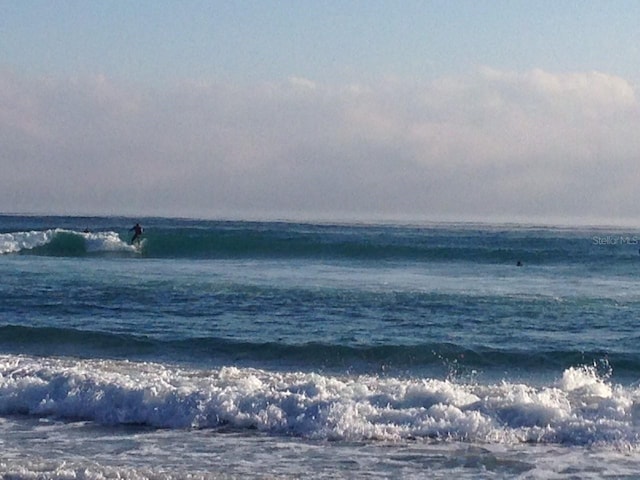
left=1, top=222, right=634, bottom=265
left=134, top=227, right=610, bottom=264
left=0, top=325, right=636, bottom=376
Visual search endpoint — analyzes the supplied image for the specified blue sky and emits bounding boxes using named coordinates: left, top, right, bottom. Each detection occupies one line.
left=2, top=1, right=640, bottom=223
left=4, top=1, right=640, bottom=83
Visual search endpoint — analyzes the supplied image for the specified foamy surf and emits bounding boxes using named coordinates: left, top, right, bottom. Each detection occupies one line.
left=1, top=354, right=639, bottom=449
left=0, top=229, right=137, bottom=255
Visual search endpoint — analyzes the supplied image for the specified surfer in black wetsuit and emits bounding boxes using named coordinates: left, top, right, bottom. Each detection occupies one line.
left=130, top=223, right=143, bottom=245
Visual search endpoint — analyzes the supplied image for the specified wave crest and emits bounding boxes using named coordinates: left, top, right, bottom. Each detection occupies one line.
left=0, top=229, right=137, bottom=255
left=1, top=354, right=638, bottom=447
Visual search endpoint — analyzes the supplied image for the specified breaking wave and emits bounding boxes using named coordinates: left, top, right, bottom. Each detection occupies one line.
left=0, top=222, right=632, bottom=264
left=0, top=229, right=138, bottom=256
left=1, top=354, right=639, bottom=448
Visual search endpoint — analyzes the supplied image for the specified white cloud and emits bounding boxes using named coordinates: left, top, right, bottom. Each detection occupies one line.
left=288, top=76, right=317, bottom=90
left=1, top=67, right=639, bottom=224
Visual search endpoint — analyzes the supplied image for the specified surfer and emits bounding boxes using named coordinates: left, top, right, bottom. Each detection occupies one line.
left=130, top=223, right=143, bottom=245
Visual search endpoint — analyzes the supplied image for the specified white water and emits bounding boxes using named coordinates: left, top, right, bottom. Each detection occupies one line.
left=2, top=355, right=640, bottom=446
left=0, top=229, right=135, bottom=254
left=2, top=356, right=640, bottom=479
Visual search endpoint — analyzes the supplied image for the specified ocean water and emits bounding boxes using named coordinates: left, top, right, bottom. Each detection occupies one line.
left=2, top=215, right=640, bottom=478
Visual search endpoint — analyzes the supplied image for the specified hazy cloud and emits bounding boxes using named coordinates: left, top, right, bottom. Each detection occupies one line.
left=1, top=67, right=639, bottom=223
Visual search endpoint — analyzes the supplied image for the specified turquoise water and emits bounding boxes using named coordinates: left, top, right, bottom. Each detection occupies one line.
left=2, top=215, right=640, bottom=478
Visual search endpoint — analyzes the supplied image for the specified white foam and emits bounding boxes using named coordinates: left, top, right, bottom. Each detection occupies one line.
left=1, top=355, right=640, bottom=448
left=0, top=459, right=214, bottom=480
left=81, top=230, right=137, bottom=253
left=560, top=365, right=613, bottom=398
left=0, top=229, right=55, bottom=254
left=0, top=229, right=135, bottom=254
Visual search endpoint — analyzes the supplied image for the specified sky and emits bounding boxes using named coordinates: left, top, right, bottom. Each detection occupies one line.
left=2, top=0, right=640, bottom=224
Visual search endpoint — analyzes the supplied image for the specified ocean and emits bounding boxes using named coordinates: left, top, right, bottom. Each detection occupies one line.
left=2, top=214, right=640, bottom=479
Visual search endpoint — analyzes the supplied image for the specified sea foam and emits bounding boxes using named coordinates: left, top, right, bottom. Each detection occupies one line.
left=1, top=354, right=639, bottom=448
left=0, top=229, right=135, bottom=255
left=0, top=230, right=54, bottom=254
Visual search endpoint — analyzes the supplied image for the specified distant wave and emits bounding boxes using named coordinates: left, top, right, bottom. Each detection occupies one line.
left=1, top=353, right=638, bottom=448
left=0, top=223, right=633, bottom=264
left=0, top=229, right=137, bottom=256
